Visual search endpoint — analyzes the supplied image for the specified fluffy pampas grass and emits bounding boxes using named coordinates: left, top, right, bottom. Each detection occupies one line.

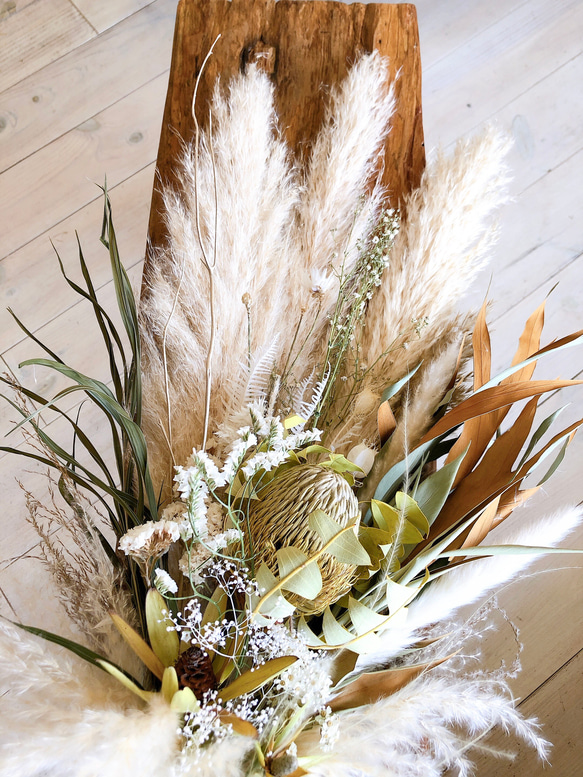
left=298, top=671, right=548, bottom=777
left=336, top=126, right=511, bottom=454
left=140, top=53, right=397, bottom=499
left=359, top=505, right=583, bottom=668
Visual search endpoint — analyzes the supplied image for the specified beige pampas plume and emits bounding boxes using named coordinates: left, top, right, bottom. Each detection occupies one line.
left=300, top=672, right=548, bottom=777
left=344, top=125, right=511, bottom=452
left=140, top=53, right=397, bottom=496
left=0, top=620, right=253, bottom=777
left=358, top=505, right=583, bottom=667
left=140, top=64, right=297, bottom=497
left=282, top=51, right=396, bottom=384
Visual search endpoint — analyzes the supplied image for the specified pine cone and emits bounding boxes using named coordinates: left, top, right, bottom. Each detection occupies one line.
left=174, top=646, right=217, bottom=700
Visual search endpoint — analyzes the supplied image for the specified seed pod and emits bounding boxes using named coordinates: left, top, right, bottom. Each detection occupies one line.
left=174, top=645, right=217, bottom=700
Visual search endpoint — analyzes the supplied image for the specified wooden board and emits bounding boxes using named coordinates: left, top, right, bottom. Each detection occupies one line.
left=72, top=0, right=156, bottom=34
left=0, top=0, right=178, bottom=175
left=145, top=0, right=425, bottom=267
left=0, top=0, right=95, bottom=93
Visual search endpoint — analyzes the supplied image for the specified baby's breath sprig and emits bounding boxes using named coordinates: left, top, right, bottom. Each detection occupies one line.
left=312, top=207, right=400, bottom=430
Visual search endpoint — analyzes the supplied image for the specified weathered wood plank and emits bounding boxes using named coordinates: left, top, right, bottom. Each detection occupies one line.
left=0, top=262, right=143, bottom=437
left=0, top=0, right=178, bottom=175
left=0, top=0, right=95, bottom=93
left=72, top=0, right=156, bottom=34
left=421, top=0, right=583, bottom=148
left=0, top=164, right=155, bottom=356
left=471, top=651, right=583, bottom=776
left=146, top=0, right=425, bottom=261
left=0, top=73, right=168, bottom=259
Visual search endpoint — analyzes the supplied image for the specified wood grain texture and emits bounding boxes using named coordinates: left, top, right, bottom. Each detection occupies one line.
left=0, top=0, right=178, bottom=175
left=0, top=0, right=95, bottom=93
left=470, top=650, right=583, bottom=776
left=145, top=0, right=425, bottom=266
left=71, top=0, right=156, bottom=33
left=0, top=72, right=167, bottom=259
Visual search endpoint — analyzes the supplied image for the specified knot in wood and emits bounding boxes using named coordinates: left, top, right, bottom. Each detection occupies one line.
left=242, top=40, right=277, bottom=76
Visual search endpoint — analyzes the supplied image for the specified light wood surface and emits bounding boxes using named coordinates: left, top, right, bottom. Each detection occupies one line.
left=0, top=1, right=581, bottom=774
left=146, top=0, right=424, bottom=256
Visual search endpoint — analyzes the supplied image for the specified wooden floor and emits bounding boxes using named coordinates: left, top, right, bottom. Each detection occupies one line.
left=0, top=1, right=581, bottom=774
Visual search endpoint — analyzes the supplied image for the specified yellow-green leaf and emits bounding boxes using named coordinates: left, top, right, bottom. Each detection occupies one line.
left=219, top=656, right=298, bottom=702
left=348, top=597, right=388, bottom=636
left=394, top=493, right=429, bottom=537
left=109, top=612, right=165, bottom=680
left=276, top=546, right=323, bottom=599
left=161, top=666, right=179, bottom=704
left=170, top=687, right=200, bottom=714
left=96, top=659, right=153, bottom=703
left=146, top=588, right=179, bottom=667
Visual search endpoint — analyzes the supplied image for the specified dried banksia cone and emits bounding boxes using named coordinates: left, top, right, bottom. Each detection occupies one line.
left=174, top=645, right=217, bottom=700
left=249, top=464, right=360, bottom=615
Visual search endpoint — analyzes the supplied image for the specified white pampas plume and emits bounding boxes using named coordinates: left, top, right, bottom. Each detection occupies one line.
left=282, top=51, right=396, bottom=383
left=300, top=671, right=548, bottom=777
left=353, top=126, right=511, bottom=448
left=359, top=505, right=583, bottom=667
left=140, top=64, right=297, bottom=497
left=0, top=620, right=253, bottom=777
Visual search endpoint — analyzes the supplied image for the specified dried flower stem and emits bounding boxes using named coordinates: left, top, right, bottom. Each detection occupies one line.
left=191, top=35, right=221, bottom=451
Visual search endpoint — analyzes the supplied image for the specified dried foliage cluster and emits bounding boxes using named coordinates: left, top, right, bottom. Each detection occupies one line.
left=1, top=53, right=582, bottom=777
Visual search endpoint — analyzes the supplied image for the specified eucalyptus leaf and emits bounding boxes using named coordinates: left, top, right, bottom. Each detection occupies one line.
left=308, top=510, right=371, bottom=566
left=322, top=607, right=355, bottom=646
left=146, top=589, right=179, bottom=667
left=218, top=656, right=298, bottom=702
left=517, top=405, right=567, bottom=468
left=348, top=597, right=388, bottom=635
left=536, top=435, right=571, bottom=486
left=380, top=364, right=422, bottom=403
left=413, top=447, right=468, bottom=526
left=394, top=492, right=430, bottom=537
left=370, top=436, right=446, bottom=509
left=276, top=546, right=323, bottom=599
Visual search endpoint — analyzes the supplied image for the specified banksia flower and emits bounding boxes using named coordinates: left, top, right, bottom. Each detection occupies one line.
left=249, top=464, right=360, bottom=615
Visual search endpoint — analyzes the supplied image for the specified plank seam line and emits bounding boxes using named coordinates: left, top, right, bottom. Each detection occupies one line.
left=439, top=50, right=583, bottom=156
left=522, top=145, right=583, bottom=196
left=0, top=66, right=170, bottom=178
left=0, top=0, right=172, bottom=97
left=422, top=0, right=532, bottom=74
left=67, top=0, right=98, bottom=35
left=0, top=1, right=98, bottom=96
left=517, top=646, right=583, bottom=708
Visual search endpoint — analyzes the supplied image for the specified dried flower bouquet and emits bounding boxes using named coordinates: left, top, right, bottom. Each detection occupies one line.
left=1, top=52, right=582, bottom=777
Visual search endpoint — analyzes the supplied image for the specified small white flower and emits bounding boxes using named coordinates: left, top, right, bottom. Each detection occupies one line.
left=154, top=568, right=178, bottom=595
left=118, top=520, right=181, bottom=561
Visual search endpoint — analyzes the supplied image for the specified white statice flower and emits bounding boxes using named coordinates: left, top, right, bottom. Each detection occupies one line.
left=179, top=545, right=212, bottom=581
left=153, top=568, right=178, bottom=595
left=283, top=428, right=322, bottom=449
left=118, top=520, right=181, bottom=561
left=206, top=529, right=240, bottom=552
left=222, top=427, right=258, bottom=484
left=241, top=448, right=289, bottom=479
